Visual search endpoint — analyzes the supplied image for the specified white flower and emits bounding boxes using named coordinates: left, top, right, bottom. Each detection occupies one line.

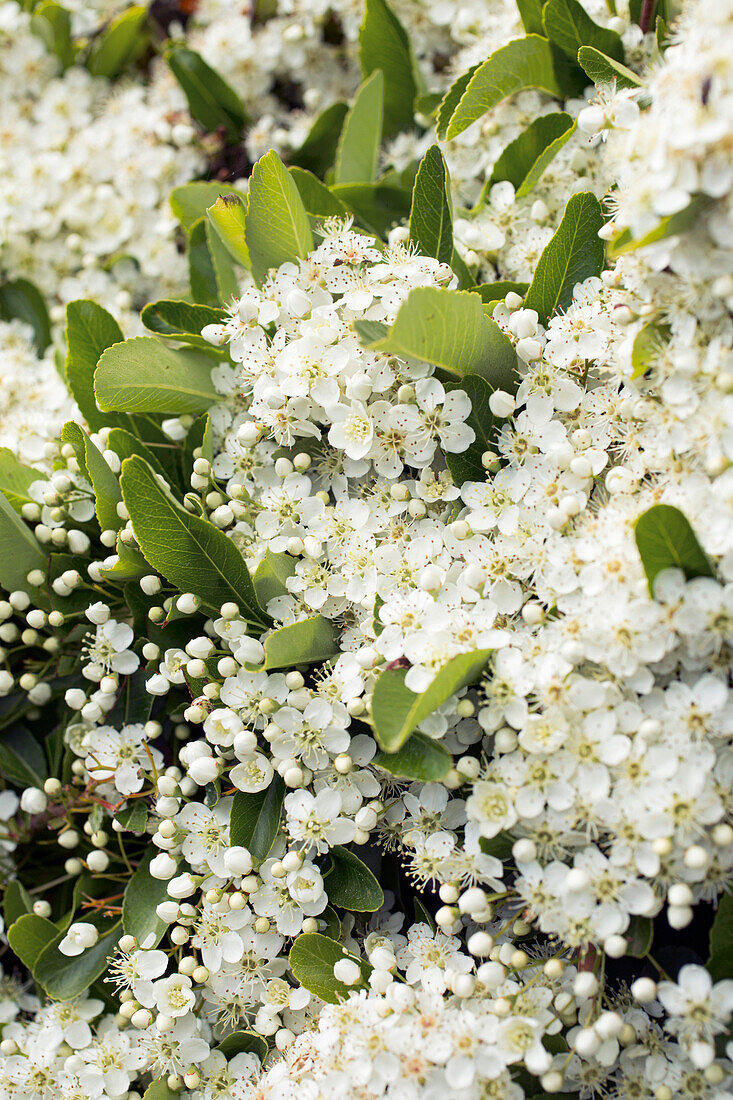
left=59, top=923, right=99, bottom=957
left=284, top=789, right=355, bottom=853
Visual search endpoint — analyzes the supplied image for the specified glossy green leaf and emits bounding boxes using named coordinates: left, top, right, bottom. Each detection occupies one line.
left=35, top=924, right=121, bottom=1000
left=543, top=0, right=625, bottom=62
left=334, top=70, right=384, bottom=185
left=106, top=427, right=169, bottom=483
left=437, top=35, right=584, bottom=141
left=708, top=892, right=733, bottom=980
left=359, top=0, right=417, bottom=137
left=122, top=848, right=169, bottom=948
left=472, top=281, right=529, bottom=303
left=207, top=193, right=251, bottom=269
left=165, top=45, right=246, bottom=140
left=31, top=1, right=74, bottom=68
left=0, top=278, right=52, bottom=353
left=217, top=1031, right=268, bottom=1062
left=289, top=102, right=348, bottom=177
left=253, top=550, right=297, bottom=607
left=625, top=916, right=653, bottom=958
left=7, top=913, right=58, bottom=970
left=141, top=300, right=225, bottom=349
left=87, top=5, right=147, bottom=78
left=326, top=846, right=383, bottom=912
left=230, top=776, right=285, bottom=863
left=372, top=650, right=491, bottom=752
left=443, top=375, right=498, bottom=485
left=4, top=881, right=33, bottom=929
left=435, top=63, right=479, bottom=142
left=65, top=299, right=123, bottom=430
left=290, top=168, right=351, bottom=221
left=246, top=151, right=314, bottom=286
left=263, top=615, right=340, bottom=670
left=289, top=932, right=371, bottom=1003
left=0, top=491, right=49, bottom=603
left=142, top=1083, right=177, bottom=1100
left=365, top=287, right=517, bottom=390
left=0, top=448, right=39, bottom=512
left=635, top=504, right=714, bottom=594
left=631, top=321, right=670, bottom=380
left=577, top=45, right=643, bottom=89
left=375, top=735, right=453, bottom=780
left=486, top=112, right=575, bottom=200
left=61, top=422, right=122, bottom=532
left=408, top=144, right=453, bottom=264
left=120, top=456, right=268, bottom=627
left=170, top=181, right=243, bottom=233
left=115, top=800, right=148, bottom=834
left=524, top=191, right=605, bottom=323
left=331, top=182, right=411, bottom=238
left=516, top=0, right=545, bottom=34
left=95, top=337, right=219, bottom=415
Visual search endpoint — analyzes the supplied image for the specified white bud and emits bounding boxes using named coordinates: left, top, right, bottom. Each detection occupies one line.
left=488, top=390, right=516, bottom=418
left=333, top=958, right=361, bottom=985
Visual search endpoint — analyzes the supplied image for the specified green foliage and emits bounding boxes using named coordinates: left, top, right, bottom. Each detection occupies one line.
left=516, top=0, right=545, bottom=34
left=119, top=456, right=268, bottom=627
left=36, top=924, right=121, bottom=1000
left=122, top=848, right=169, bottom=948
left=86, top=5, right=148, bottom=78
left=634, top=504, right=714, bottom=594
left=262, top=616, right=340, bottom=670
left=374, top=732, right=452, bottom=781
left=325, top=847, right=384, bottom=912
left=359, top=0, right=418, bottom=137
left=230, top=776, right=285, bottom=863
left=371, top=650, right=491, bottom=752
left=65, top=300, right=124, bottom=430
left=523, top=191, right=605, bottom=323
left=608, top=196, right=713, bottom=258
left=577, top=45, right=643, bottom=89
left=7, top=913, right=58, bottom=970
left=708, top=892, right=733, bottom=980
left=443, top=375, right=498, bottom=485
left=330, top=182, right=411, bottom=237
left=253, top=550, right=297, bottom=606
left=630, top=321, right=670, bottom=380
left=290, top=168, right=352, bottom=221
left=0, top=278, right=52, bottom=353
left=289, top=102, right=348, bottom=177
left=95, top=337, right=219, bottom=415
left=0, top=448, right=39, bottom=513
left=334, top=70, right=384, bottom=185
left=408, top=145, right=453, bottom=265
left=245, top=151, right=314, bottom=286
left=142, top=1083, right=177, bottom=1100
left=625, top=916, right=653, bottom=958
left=0, top=492, right=49, bottom=604
left=170, top=181, right=244, bottom=233
left=61, top=422, right=123, bottom=532
left=165, top=45, right=247, bottom=140
left=31, top=1, right=75, bottom=69
left=141, top=300, right=225, bottom=349
left=542, top=0, right=625, bottom=62
left=437, top=35, right=584, bottom=141
left=288, top=932, right=371, bottom=1003
left=4, top=880, right=33, bottom=928
left=0, top=726, right=48, bottom=788
left=217, top=1031, right=268, bottom=1062
left=207, top=194, right=251, bottom=269
left=365, top=287, right=517, bottom=390
left=484, top=112, right=575, bottom=200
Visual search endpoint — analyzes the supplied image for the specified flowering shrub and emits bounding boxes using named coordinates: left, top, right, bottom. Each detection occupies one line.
left=1, top=0, right=733, bottom=1098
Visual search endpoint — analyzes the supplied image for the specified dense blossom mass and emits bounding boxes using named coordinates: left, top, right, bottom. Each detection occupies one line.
left=1, top=0, right=733, bottom=1098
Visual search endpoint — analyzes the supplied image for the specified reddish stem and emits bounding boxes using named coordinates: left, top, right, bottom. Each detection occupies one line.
left=640, top=0, right=657, bottom=33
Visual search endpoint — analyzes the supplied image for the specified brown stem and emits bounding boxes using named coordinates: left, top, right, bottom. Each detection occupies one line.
left=640, top=0, right=657, bottom=33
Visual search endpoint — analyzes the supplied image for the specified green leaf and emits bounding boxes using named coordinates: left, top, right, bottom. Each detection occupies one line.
left=171, top=181, right=243, bottom=233
left=472, top=281, right=529, bottom=303
left=408, top=144, right=453, bottom=265
left=61, top=422, right=122, bottom=532
left=7, top=913, right=58, bottom=970
left=289, top=932, right=371, bottom=1003
left=65, top=300, right=124, bottom=430
left=188, top=218, right=220, bottom=306
left=217, top=1031, right=268, bottom=1062
left=31, top=1, right=75, bottom=68
left=516, top=0, right=545, bottom=34
left=229, top=776, right=285, bottom=863
left=120, top=456, right=268, bottom=627
left=142, top=1083, right=177, bottom=1100
left=372, top=650, right=491, bottom=752
left=542, top=0, right=625, bottom=62
left=334, top=71, right=384, bottom=185
left=435, top=63, right=480, bottom=143
left=0, top=448, right=39, bottom=512
left=95, top=337, right=219, bottom=415
left=115, top=800, right=148, bottom=834
left=290, top=168, right=351, bottom=221
left=0, top=491, right=48, bottom=603
left=523, top=191, right=605, bottom=324
left=359, top=0, right=417, bottom=137
left=325, top=846, right=383, bottom=912
left=165, top=45, right=246, bottom=140
left=365, top=287, right=517, bottom=390
left=331, top=182, right=411, bottom=238
left=87, top=5, right=148, bottom=78
left=106, top=427, right=170, bottom=483
left=0, top=278, right=52, bottom=353
left=246, top=151, right=314, bottom=287
left=486, top=112, right=576, bottom=200
left=375, top=733, right=452, bottom=781
left=708, top=892, right=733, bottom=981
left=141, top=300, right=225, bottom=349
left=0, top=727, right=47, bottom=788
left=443, top=375, right=498, bottom=485
left=634, top=504, right=714, bottom=594
left=35, top=924, right=121, bottom=1000
left=207, top=220, right=239, bottom=304
left=207, top=194, right=251, bottom=269
left=577, top=45, right=643, bottom=89
left=262, top=616, right=340, bottom=670
left=608, top=195, right=713, bottom=258
left=437, top=35, right=584, bottom=141
left=122, top=847, right=169, bottom=948
left=625, top=916, right=653, bottom=958
left=289, top=102, right=348, bottom=177
left=253, top=550, right=297, bottom=607
left=631, top=321, right=670, bottom=380
left=4, top=880, right=33, bottom=929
